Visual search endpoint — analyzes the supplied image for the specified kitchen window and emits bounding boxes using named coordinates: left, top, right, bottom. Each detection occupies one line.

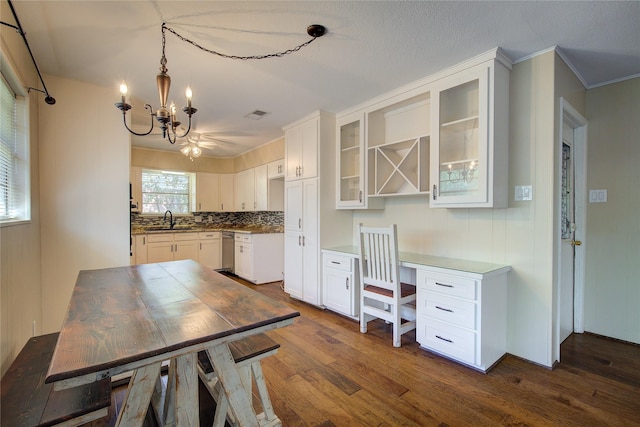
left=0, top=71, right=30, bottom=225
left=141, top=169, right=195, bottom=214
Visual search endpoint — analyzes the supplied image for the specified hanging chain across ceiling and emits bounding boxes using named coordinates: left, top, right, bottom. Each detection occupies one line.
left=162, top=22, right=326, bottom=61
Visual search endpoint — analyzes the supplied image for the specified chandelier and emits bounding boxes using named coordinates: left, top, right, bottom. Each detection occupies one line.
left=115, top=22, right=326, bottom=146
left=115, top=24, right=196, bottom=144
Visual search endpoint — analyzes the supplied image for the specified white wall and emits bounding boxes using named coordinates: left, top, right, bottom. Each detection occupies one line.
left=0, top=4, right=43, bottom=375
left=585, top=78, right=640, bottom=344
left=39, top=75, right=130, bottom=332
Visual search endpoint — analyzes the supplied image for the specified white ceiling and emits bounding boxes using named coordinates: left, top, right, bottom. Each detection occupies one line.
left=7, top=1, right=640, bottom=157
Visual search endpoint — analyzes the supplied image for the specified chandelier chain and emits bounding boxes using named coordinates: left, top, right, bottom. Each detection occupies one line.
left=162, top=23, right=319, bottom=60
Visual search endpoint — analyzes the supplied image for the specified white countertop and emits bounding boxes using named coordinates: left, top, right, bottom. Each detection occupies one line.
left=323, top=245, right=511, bottom=277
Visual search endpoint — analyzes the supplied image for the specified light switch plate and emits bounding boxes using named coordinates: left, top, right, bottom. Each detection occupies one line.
left=589, top=189, right=607, bottom=203
left=515, top=185, right=533, bottom=201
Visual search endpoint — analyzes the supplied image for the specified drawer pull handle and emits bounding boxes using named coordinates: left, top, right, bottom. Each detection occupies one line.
left=435, top=335, right=453, bottom=343
left=331, top=261, right=340, bottom=264
left=435, top=305, right=453, bottom=313
left=435, top=282, right=453, bottom=288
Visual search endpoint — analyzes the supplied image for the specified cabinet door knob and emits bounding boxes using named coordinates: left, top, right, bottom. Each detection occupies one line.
left=346, top=277, right=349, bottom=290
left=298, top=235, right=302, bottom=246
left=298, top=218, right=302, bottom=229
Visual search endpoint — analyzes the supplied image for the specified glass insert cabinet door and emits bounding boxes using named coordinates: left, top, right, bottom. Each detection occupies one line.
left=336, top=113, right=365, bottom=208
left=431, top=66, right=490, bottom=206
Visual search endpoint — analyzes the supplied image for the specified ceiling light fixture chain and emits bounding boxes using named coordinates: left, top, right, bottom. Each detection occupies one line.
left=116, top=22, right=325, bottom=149
left=163, top=23, right=326, bottom=61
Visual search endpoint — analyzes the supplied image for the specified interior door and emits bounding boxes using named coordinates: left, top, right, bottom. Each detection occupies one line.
left=559, top=123, right=576, bottom=343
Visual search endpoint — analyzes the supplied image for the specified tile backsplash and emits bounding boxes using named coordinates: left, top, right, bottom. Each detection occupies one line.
left=131, top=211, right=284, bottom=228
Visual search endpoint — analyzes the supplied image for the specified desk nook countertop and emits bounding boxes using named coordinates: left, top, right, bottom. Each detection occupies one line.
left=322, top=246, right=510, bottom=372
left=323, top=245, right=511, bottom=277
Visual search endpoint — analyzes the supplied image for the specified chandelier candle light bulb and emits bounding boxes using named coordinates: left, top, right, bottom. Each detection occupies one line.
left=120, top=82, right=127, bottom=104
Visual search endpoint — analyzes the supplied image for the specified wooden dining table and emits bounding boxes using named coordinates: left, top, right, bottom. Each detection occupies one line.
left=45, top=259, right=299, bottom=427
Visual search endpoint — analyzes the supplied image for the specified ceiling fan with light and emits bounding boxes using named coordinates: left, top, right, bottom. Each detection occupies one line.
left=178, top=131, right=248, bottom=160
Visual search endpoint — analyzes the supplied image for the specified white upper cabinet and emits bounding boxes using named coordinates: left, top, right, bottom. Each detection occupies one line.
left=335, top=112, right=383, bottom=209
left=267, top=159, right=284, bottom=179
left=218, top=174, right=234, bottom=212
left=430, top=59, right=510, bottom=208
left=285, top=116, right=318, bottom=181
left=254, top=164, right=268, bottom=211
left=196, top=172, right=220, bottom=212
left=235, top=168, right=256, bottom=211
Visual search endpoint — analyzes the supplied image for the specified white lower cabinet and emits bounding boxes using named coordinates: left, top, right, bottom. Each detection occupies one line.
left=322, top=250, right=359, bottom=318
left=416, top=269, right=507, bottom=372
left=198, top=232, right=221, bottom=270
left=147, top=233, right=199, bottom=263
left=131, top=235, right=148, bottom=265
left=138, top=232, right=220, bottom=267
left=234, top=233, right=284, bottom=284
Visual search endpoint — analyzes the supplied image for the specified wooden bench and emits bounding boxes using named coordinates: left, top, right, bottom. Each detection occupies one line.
left=197, top=333, right=281, bottom=427
left=0, top=332, right=111, bottom=427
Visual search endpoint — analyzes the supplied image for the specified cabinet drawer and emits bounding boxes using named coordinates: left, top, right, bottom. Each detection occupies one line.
left=421, top=272, right=476, bottom=300
left=147, top=233, right=173, bottom=243
left=423, top=291, right=476, bottom=329
left=420, top=317, right=476, bottom=365
left=322, top=253, right=353, bottom=272
left=198, top=232, right=221, bottom=240
left=234, top=234, right=252, bottom=243
left=175, top=232, right=199, bottom=241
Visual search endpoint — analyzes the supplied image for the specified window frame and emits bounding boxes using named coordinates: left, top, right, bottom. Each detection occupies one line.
left=140, top=168, right=196, bottom=215
left=0, top=56, right=31, bottom=227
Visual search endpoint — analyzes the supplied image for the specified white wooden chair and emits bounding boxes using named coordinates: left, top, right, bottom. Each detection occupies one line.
left=358, top=223, right=416, bottom=347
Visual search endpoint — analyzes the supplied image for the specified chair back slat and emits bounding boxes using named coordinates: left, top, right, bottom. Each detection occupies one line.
left=358, top=224, right=400, bottom=293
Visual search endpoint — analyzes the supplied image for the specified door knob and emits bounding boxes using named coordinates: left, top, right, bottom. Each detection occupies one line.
left=570, top=240, right=582, bottom=246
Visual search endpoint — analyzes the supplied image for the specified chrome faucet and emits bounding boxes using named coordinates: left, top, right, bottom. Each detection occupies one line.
left=163, top=210, right=176, bottom=230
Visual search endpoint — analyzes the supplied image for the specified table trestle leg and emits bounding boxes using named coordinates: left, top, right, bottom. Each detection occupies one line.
left=116, top=362, right=162, bottom=427
left=199, top=344, right=281, bottom=427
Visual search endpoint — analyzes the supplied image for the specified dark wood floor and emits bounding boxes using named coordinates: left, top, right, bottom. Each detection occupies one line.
left=93, top=276, right=640, bottom=426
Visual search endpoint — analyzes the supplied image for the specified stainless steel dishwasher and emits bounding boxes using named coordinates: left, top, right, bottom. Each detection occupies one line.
left=221, top=231, right=235, bottom=272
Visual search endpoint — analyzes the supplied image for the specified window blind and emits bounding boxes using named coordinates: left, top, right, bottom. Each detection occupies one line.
left=0, top=71, right=29, bottom=223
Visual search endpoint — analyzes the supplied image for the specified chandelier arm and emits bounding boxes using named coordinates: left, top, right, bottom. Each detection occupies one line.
left=163, top=24, right=321, bottom=61
left=122, top=104, right=156, bottom=136
left=166, top=128, right=177, bottom=144
left=174, top=115, right=194, bottom=140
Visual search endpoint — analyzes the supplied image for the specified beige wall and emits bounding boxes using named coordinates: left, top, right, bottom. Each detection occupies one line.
left=39, top=75, right=130, bottom=333
left=585, top=78, right=640, bottom=344
left=234, top=137, right=284, bottom=171
left=131, top=136, right=284, bottom=173
left=132, top=146, right=234, bottom=173
left=0, top=4, right=43, bottom=376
